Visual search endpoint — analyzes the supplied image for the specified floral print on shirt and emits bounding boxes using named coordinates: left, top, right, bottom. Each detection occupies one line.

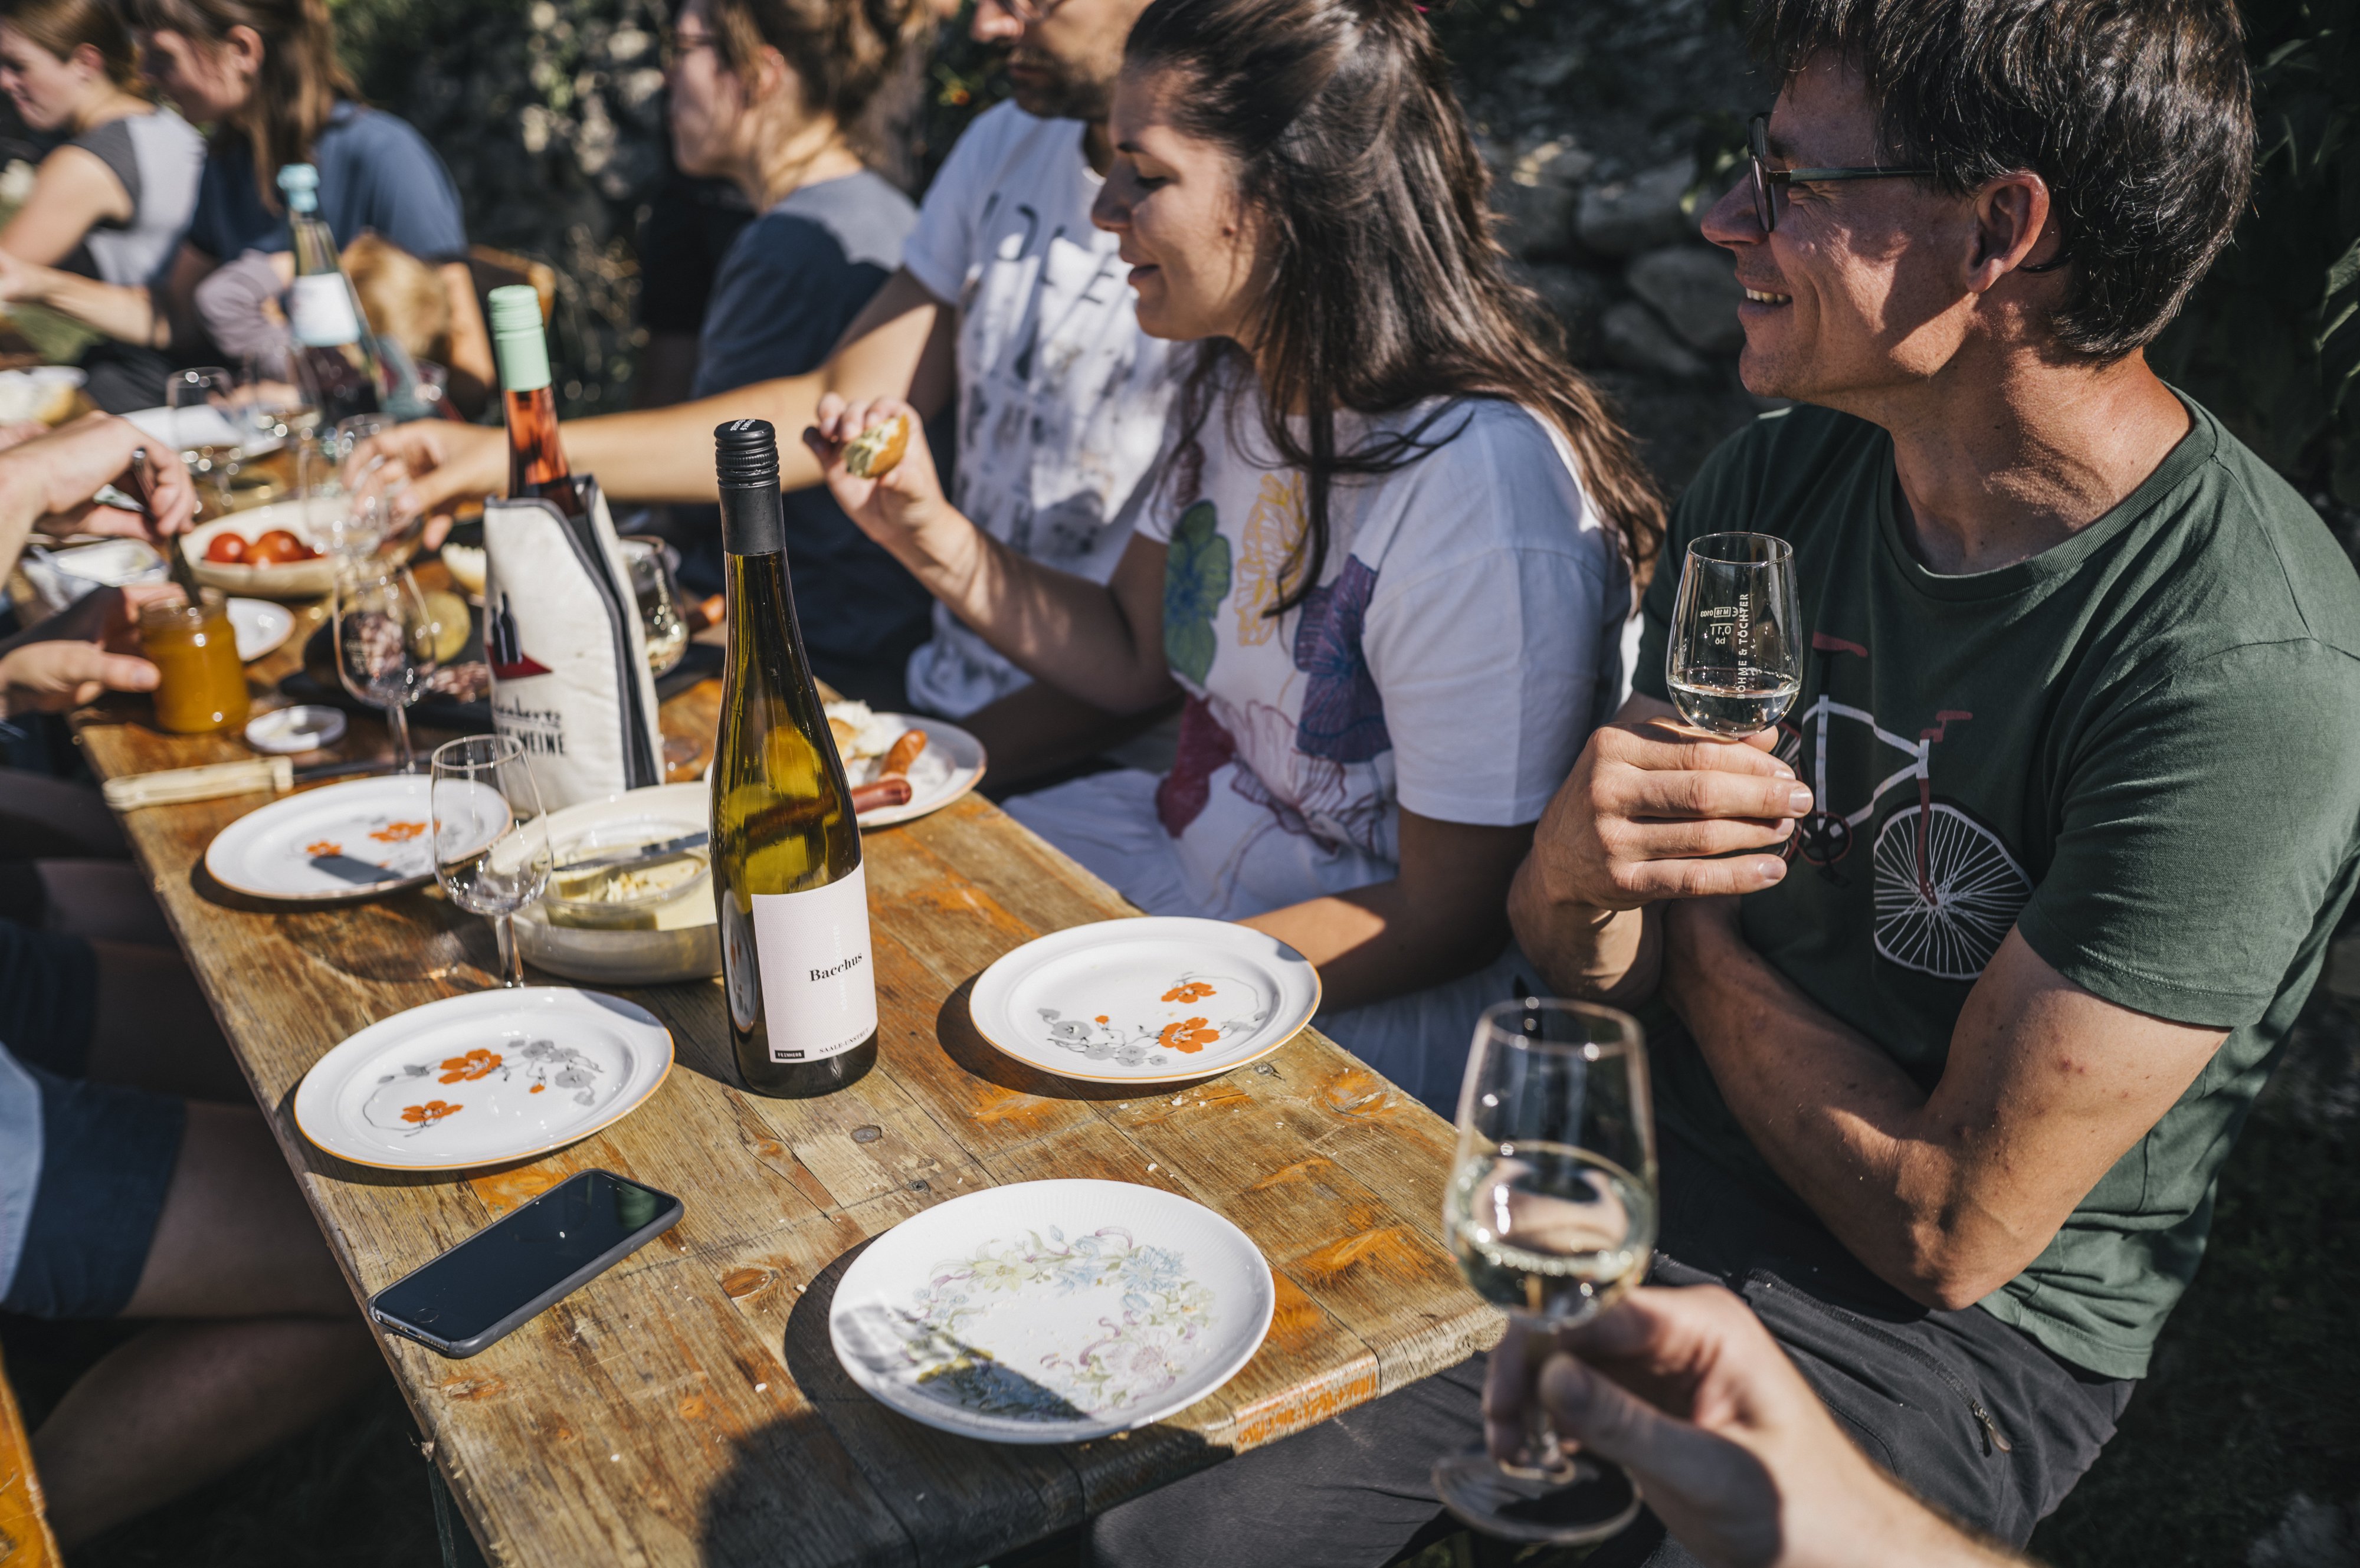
left=1291, top=556, right=1389, bottom=763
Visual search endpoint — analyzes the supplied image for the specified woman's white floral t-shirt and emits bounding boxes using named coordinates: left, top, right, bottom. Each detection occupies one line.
left=1008, top=386, right=1633, bottom=1107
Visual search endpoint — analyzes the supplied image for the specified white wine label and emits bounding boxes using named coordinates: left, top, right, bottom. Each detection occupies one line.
left=749, top=866, right=876, bottom=1062
left=289, top=274, right=363, bottom=347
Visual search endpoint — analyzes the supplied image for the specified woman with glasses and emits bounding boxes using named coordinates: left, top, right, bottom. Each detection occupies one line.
left=808, top=0, right=1664, bottom=1109
left=657, top=0, right=938, bottom=703
left=0, top=0, right=494, bottom=412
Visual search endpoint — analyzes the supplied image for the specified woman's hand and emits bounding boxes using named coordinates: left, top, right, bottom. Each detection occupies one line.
left=804, top=394, right=958, bottom=551
left=0, top=637, right=158, bottom=716
left=0, top=247, right=51, bottom=304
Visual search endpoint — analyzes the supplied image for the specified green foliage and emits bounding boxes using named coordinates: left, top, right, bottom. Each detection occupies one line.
left=2150, top=0, right=2360, bottom=507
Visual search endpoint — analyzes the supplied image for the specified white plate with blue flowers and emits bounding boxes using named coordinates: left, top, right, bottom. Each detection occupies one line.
left=831, top=1178, right=1275, bottom=1443
left=293, top=988, right=673, bottom=1170
left=967, top=917, right=1322, bottom=1084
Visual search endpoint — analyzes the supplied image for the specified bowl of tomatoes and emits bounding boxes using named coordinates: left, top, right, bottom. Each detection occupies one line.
left=181, top=503, right=416, bottom=600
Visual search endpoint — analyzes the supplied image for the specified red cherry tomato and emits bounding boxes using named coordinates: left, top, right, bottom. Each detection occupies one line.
left=249, top=529, right=309, bottom=565
left=203, top=532, right=249, bottom=564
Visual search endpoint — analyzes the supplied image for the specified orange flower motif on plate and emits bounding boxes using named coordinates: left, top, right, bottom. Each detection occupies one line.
left=1157, top=1017, right=1221, bottom=1054
left=402, top=1100, right=462, bottom=1127
left=371, top=820, right=427, bottom=843
left=1162, top=982, right=1216, bottom=1004
left=439, top=1048, right=504, bottom=1084
left=306, top=840, right=342, bottom=857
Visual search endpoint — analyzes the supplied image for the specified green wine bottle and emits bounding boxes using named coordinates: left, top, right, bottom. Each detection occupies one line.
left=710, top=419, right=877, bottom=1096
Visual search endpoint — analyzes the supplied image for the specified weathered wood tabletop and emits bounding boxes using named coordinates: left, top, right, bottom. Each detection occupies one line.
left=68, top=579, right=1498, bottom=1568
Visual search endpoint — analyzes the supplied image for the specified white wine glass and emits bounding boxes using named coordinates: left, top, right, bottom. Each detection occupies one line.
left=1666, top=532, right=1801, bottom=736
left=430, top=735, right=552, bottom=989
left=168, top=365, right=238, bottom=517
left=620, top=535, right=689, bottom=677
left=1433, top=997, right=1657, bottom=1546
left=333, top=565, right=438, bottom=772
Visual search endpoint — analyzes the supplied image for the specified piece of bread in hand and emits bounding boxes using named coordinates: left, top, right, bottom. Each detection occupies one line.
left=843, top=414, right=910, bottom=479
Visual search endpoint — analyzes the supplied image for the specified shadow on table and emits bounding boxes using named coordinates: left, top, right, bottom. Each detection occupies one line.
left=935, top=978, right=1229, bottom=1105
left=184, top=858, right=497, bottom=985
left=692, top=1237, right=1215, bottom=1565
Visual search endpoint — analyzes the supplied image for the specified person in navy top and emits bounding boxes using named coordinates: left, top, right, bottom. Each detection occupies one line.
left=0, top=0, right=493, bottom=408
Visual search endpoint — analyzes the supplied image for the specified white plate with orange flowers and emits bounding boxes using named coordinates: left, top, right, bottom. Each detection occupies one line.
left=204, top=775, right=504, bottom=902
left=967, top=917, right=1322, bottom=1085
left=294, top=988, right=674, bottom=1171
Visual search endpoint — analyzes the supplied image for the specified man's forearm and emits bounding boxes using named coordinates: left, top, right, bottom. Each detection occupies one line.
left=1506, top=858, right=1659, bottom=1003
left=1662, top=911, right=1991, bottom=1308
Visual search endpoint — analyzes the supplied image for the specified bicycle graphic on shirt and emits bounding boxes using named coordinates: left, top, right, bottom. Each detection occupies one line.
left=1773, top=633, right=2031, bottom=981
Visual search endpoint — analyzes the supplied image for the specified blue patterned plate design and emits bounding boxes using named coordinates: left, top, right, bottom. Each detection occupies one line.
left=830, top=1178, right=1276, bottom=1443
left=967, top=917, right=1322, bottom=1084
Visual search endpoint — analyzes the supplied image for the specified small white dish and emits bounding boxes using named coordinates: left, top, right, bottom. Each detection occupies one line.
left=226, top=596, right=294, bottom=661
left=848, top=714, right=987, bottom=829
left=203, top=775, right=504, bottom=901
left=293, top=987, right=674, bottom=1171
left=243, top=704, right=346, bottom=755
left=123, top=402, right=247, bottom=452
left=968, top=917, right=1322, bottom=1084
left=830, top=1178, right=1274, bottom=1444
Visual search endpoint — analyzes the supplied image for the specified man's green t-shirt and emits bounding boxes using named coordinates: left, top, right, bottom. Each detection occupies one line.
left=1633, top=397, right=2360, bottom=1379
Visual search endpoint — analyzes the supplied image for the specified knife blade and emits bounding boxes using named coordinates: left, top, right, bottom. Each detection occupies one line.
left=309, top=852, right=399, bottom=884
left=556, top=830, right=709, bottom=876
left=293, top=757, right=399, bottom=783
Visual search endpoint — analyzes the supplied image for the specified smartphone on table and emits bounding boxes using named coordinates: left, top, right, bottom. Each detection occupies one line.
left=370, top=1169, right=683, bottom=1359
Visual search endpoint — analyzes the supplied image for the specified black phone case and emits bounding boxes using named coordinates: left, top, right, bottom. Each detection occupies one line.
left=367, top=1173, right=683, bottom=1359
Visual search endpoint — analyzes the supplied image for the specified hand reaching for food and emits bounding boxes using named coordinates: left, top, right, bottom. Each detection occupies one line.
left=804, top=395, right=950, bottom=550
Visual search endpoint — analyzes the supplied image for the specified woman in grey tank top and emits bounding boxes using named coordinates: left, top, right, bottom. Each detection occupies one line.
left=0, top=0, right=202, bottom=406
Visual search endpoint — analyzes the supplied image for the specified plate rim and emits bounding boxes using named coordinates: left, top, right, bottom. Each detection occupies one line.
left=827, top=1176, right=1276, bottom=1443
left=202, top=774, right=441, bottom=902
left=968, top=916, right=1323, bottom=1085
left=227, top=595, right=295, bottom=661
left=291, top=986, right=676, bottom=1172
left=855, top=714, right=988, bottom=829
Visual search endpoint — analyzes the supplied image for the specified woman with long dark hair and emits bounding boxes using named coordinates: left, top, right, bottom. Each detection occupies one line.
left=0, top=0, right=204, bottom=410
left=0, top=0, right=491, bottom=409
left=809, top=0, right=1661, bottom=1106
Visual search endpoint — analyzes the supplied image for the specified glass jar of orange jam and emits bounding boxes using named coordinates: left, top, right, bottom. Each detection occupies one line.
left=139, top=588, right=251, bottom=734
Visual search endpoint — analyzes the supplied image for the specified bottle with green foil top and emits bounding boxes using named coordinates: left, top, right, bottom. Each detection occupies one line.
left=709, top=418, right=877, bottom=1097
left=278, top=163, right=384, bottom=425
left=489, top=284, right=586, bottom=519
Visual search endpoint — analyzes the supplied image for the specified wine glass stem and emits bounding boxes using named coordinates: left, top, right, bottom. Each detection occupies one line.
left=495, top=912, right=523, bottom=988
left=386, top=701, right=413, bottom=773
left=1515, top=1321, right=1574, bottom=1479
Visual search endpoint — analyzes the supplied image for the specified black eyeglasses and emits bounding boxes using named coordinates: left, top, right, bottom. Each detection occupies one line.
left=1745, top=112, right=2069, bottom=271
left=1746, top=112, right=1934, bottom=232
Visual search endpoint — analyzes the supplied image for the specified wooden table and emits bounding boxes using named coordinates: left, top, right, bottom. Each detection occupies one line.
left=68, top=602, right=1499, bottom=1567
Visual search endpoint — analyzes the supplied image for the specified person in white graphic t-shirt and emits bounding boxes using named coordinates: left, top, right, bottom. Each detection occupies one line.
left=355, top=0, right=1178, bottom=767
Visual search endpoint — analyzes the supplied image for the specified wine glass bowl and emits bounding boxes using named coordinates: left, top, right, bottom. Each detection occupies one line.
left=430, top=735, right=552, bottom=989
left=1432, top=998, right=1656, bottom=1545
left=620, top=535, right=690, bottom=677
left=168, top=366, right=239, bottom=518
left=333, top=566, right=438, bottom=771
left=1666, top=532, right=1802, bottom=737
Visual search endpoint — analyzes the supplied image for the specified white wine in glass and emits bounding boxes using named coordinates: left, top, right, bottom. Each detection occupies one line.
left=1433, top=997, right=1656, bottom=1545
left=1666, top=531, right=1802, bottom=736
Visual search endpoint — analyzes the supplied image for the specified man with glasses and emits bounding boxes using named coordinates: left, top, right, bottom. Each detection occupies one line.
left=360, top=0, right=1172, bottom=756
left=1080, top=1, right=2360, bottom=1565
